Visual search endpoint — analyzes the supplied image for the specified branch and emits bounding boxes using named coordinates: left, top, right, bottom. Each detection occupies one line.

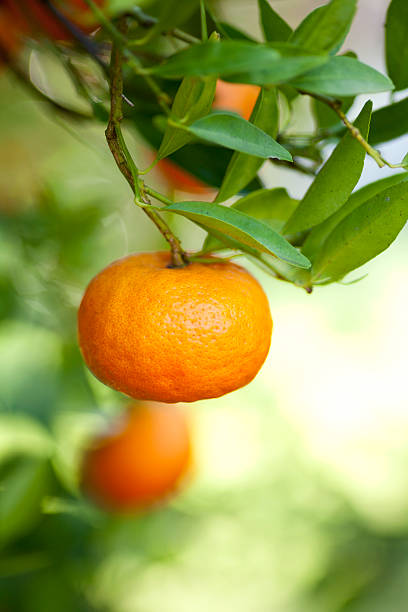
left=83, top=0, right=171, bottom=116
left=106, top=24, right=187, bottom=268
left=126, top=6, right=200, bottom=45
left=303, top=91, right=407, bottom=170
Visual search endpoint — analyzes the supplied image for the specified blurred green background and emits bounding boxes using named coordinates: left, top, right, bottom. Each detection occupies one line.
left=1, top=1, right=408, bottom=610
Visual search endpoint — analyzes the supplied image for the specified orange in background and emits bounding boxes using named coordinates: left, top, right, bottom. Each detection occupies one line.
left=213, top=80, right=260, bottom=121
left=0, top=8, right=23, bottom=62
left=2, top=0, right=103, bottom=44
left=158, top=81, right=261, bottom=194
left=81, top=402, right=192, bottom=511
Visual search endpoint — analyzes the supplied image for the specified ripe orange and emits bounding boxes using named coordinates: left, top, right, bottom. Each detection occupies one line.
left=158, top=81, right=261, bottom=193
left=2, top=0, right=103, bottom=43
left=78, top=251, right=272, bottom=403
left=81, top=402, right=191, bottom=511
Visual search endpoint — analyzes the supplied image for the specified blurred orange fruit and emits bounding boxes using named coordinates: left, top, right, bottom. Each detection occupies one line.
left=81, top=402, right=192, bottom=511
left=213, top=80, right=260, bottom=121
left=2, top=0, right=103, bottom=43
left=157, top=158, right=210, bottom=195
left=0, top=8, right=22, bottom=63
left=78, top=251, right=272, bottom=403
left=158, top=81, right=261, bottom=193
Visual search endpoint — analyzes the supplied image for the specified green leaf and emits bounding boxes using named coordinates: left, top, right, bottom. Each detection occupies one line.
left=385, top=0, right=408, bottom=91
left=164, top=201, right=311, bottom=268
left=132, top=112, right=262, bottom=191
left=369, top=96, right=408, bottom=145
left=312, top=96, right=354, bottom=130
left=158, top=75, right=217, bottom=159
left=312, top=180, right=408, bottom=282
left=289, top=0, right=357, bottom=53
left=258, top=0, right=292, bottom=42
left=283, top=101, right=372, bottom=234
left=289, top=56, right=394, bottom=97
left=303, top=172, right=408, bottom=259
left=217, top=22, right=255, bottom=42
left=148, top=0, right=200, bottom=37
left=204, top=4, right=255, bottom=42
left=224, top=44, right=329, bottom=86
left=151, top=41, right=327, bottom=83
left=186, top=112, right=292, bottom=160
left=0, top=458, right=51, bottom=546
left=312, top=52, right=357, bottom=129
left=215, top=88, right=279, bottom=202
left=205, top=187, right=299, bottom=251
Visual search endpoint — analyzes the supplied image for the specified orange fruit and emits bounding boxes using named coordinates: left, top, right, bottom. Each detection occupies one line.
left=78, top=251, right=272, bottom=403
left=3, top=0, right=103, bottom=43
left=81, top=402, right=192, bottom=511
left=158, top=81, right=261, bottom=193
left=157, top=158, right=210, bottom=195
left=0, top=9, right=22, bottom=63
left=213, top=80, right=260, bottom=121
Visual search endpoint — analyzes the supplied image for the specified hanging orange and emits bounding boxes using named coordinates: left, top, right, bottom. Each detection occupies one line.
left=78, top=252, right=272, bottom=403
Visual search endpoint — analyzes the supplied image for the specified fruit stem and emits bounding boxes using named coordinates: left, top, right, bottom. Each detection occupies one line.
left=105, top=20, right=188, bottom=268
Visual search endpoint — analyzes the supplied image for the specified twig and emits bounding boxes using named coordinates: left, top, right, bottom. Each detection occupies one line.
left=83, top=0, right=171, bottom=116
left=105, top=24, right=187, bottom=268
left=126, top=6, right=200, bottom=45
left=43, top=0, right=107, bottom=72
left=271, top=158, right=318, bottom=176
left=303, top=91, right=407, bottom=170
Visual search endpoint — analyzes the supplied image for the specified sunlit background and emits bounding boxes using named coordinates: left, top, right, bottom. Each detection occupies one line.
left=1, top=1, right=408, bottom=610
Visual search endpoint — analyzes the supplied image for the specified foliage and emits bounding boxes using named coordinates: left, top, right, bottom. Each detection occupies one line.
left=1, top=0, right=408, bottom=610
left=1, top=0, right=407, bottom=289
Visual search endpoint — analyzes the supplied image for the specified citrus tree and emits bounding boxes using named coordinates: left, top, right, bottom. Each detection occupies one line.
left=1, top=0, right=408, bottom=609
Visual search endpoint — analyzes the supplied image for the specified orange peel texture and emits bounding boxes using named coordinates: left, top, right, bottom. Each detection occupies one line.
left=78, top=252, right=273, bottom=403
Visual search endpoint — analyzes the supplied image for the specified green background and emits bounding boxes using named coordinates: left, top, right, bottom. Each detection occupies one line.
left=1, top=1, right=408, bottom=610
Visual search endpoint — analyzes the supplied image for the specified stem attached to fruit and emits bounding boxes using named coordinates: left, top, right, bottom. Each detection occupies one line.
left=105, top=22, right=188, bottom=268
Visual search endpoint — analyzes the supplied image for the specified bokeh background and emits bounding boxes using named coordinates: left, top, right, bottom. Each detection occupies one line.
left=1, top=0, right=408, bottom=610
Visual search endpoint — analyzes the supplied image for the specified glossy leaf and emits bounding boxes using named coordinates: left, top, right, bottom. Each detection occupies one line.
left=131, top=112, right=261, bottom=190
left=205, top=187, right=299, bottom=251
left=312, top=181, right=408, bottom=282
left=303, top=172, right=408, bottom=259
left=186, top=112, right=292, bottom=160
left=283, top=101, right=372, bottom=235
left=258, top=0, right=292, bottom=42
left=158, top=75, right=217, bottom=159
left=224, top=44, right=328, bottom=86
left=369, top=96, right=408, bottom=145
left=215, top=88, right=279, bottom=202
left=385, top=0, right=408, bottom=91
left=151, top=41, right=327, bottom=83
left=289, top=56, right=394, bottom=97
left=289, top=0, right=357, bottom=53
left=164, top=201, right=311, bottom=268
